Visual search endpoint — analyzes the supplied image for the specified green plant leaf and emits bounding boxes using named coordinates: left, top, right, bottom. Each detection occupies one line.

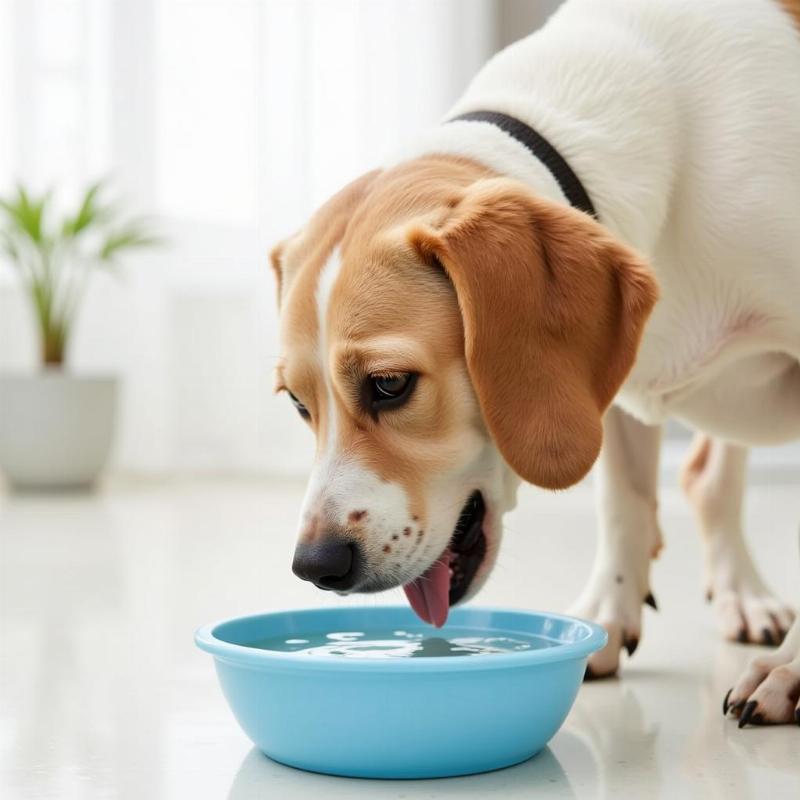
left=61, top=180, right=113, bottom=238
left=0, top=230, right=20, bottom=261
left=2, top=180, right=160, bottom=367
left=99, top=224, right=161, bottom=261
left=0, top=186, right=51, bottom=247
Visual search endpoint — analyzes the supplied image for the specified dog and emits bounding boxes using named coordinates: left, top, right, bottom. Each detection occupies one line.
left=271, top=0, right=800, bottom=726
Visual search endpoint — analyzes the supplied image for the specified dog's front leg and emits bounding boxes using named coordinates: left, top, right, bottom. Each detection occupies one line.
left=568, top=404, right=662, bottom=678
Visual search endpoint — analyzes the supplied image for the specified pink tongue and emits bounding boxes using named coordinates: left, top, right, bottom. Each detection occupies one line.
left=403, top=550, right=451, bottom=628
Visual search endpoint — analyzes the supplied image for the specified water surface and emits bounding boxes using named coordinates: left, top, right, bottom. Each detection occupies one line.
left=249, top=627, right=557, bottom=659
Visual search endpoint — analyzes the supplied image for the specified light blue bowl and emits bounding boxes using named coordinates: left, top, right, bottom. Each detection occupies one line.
left=195, top=606, right=606, bottom=779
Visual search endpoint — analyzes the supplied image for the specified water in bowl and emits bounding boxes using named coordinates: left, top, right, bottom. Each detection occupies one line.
left=249, top=627, right=557, bottom=659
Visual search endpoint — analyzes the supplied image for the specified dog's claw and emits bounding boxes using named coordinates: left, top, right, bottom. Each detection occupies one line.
left=795, top=708, right=800, bottom=727
left=761, top=627, right=774, bottom=646
left=583, top=663, right=617, bottom=681
left=738, top=700, right=758, bottom=728
left=731, top=699, right=746, bottom=716
left=723, top=688, right=732, bottom=715
left=624, top=637, right=639, bottom=657
left=737, top=628, right=748, bottom=643
left=644, top=592, right=658, bottom=611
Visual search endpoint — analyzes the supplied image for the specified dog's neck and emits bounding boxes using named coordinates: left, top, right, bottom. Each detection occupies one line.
left=388, top=15, right=678, bottom=257
left=389, top=120, right=570, bottom=213
left=390, top=109, right=674, bottom=259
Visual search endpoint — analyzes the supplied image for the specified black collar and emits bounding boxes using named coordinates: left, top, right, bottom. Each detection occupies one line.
left=448, top=110, right=597, bottom=219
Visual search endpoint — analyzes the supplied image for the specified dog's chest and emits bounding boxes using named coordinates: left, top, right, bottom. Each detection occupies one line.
left=616, top=293, right=800, bottom=439
left=618, top=347, right=785, bottom=421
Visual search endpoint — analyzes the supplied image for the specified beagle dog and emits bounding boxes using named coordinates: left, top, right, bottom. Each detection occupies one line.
left=272, top=0, right=800, bottom=727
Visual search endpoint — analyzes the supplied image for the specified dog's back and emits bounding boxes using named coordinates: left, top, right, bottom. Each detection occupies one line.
left=404, top=0, right=799, bottom=432
left=453, top=0, right=800, bottom=253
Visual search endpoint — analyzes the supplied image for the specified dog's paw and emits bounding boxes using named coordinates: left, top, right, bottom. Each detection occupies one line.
left=568, top=572, right=656, bottom=679
left=723, top=650, right=800, bottom=727
left=706, top=567, right=795, bottom=645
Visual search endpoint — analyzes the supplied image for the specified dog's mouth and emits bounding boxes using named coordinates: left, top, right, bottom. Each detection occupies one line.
left=402, top=491, right=487, bottom=628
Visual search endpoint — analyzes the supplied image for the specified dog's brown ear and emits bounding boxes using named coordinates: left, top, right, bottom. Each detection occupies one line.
left=269, top=238, right=291, bottom=306
left=269, top=239, right=287, bottom=303
left=270, top=169, right=382, bottom=309
left=409, top=177, right=658, bottom=489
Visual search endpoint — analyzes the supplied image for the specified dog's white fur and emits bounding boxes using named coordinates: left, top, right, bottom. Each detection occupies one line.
left=390, top=0, right=800, bottom=712
left=285, top=0, right=800, bottom=721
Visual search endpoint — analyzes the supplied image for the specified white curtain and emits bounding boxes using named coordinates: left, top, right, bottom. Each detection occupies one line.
left=0, top=0, right=496, bottom=476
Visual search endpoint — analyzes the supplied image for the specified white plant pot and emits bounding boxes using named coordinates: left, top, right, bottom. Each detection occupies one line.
left=0, top=373, right=117, bottom=491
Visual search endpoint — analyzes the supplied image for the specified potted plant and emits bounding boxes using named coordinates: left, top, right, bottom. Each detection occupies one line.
left=0, top=184, right=158, bottom=490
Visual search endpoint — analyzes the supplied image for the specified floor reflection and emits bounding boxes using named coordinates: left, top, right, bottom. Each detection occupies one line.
left=0, top=491, right=166, bottom=800
left=227, top=736, right=587, bottom=800
left=685, top=638, right=799, bottom=798
left=561, top=676, right=658, bottom=799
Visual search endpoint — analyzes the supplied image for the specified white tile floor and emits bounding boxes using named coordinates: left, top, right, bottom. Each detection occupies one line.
left=1, top=475, right=798, bottom=799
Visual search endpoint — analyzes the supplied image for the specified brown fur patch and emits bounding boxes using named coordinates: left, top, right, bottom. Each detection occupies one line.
left=409, top=177, right=658, bottom=488
left=319, top=157, right=495, bottom=522
left=778, top=0, right=800, bottom=32
left=270, top=170, right=381, bottom=309
left=273, top=170, right=381, bottom=447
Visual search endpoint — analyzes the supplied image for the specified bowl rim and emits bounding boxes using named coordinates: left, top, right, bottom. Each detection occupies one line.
left=194, top=606, right=607, bottom=673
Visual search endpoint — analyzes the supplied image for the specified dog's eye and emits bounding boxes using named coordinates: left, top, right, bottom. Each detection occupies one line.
left=288, top=391, right=310, bottom=420
left=374, top=374, right=412, bottom=398
left=367, top=372, right=417, bottom=412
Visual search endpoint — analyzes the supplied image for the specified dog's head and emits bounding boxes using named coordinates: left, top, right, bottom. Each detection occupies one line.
left=271, top=156, right=657, bottom=626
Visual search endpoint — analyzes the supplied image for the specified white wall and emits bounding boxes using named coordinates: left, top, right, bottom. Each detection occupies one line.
left=0, top=0, right=496, bottom=477
left=495, top=0, right=563, bottom=48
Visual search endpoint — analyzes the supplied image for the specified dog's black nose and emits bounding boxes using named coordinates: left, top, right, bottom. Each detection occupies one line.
left=292, top=538, right=360, bottom=591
